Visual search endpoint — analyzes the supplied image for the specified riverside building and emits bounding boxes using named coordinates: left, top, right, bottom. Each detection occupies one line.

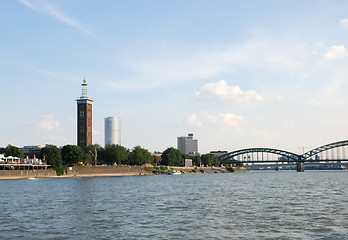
left=104, top=116, right=121, bottom=146
left=177, top=133, right=198, bottom=156
left=23, top=145, right=45, bottom=158
left=76, top=79, right=93, bottom=150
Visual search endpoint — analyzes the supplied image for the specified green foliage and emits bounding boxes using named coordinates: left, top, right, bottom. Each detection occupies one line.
left=99, top=144, right=129, bottom=165
left=4, top=145, right=24, bottom=159
left=182, top=153, right=192, bottom=159
left=235, top=161, right=244, bottom=167
left=193, top=155, right=202, bottom=166
left=128, top=146, right=153, bottom=165
left=160, top=165, right=168, bottom=171
left=201, top=153, right=219, bottom=167
left=55, top=166, right=68, bottom=176
left=40, top=145, right=62, bottom=169
left=0, top=147, right=5, bottom=154
left=83, top=153, right=93, bottom=165
left=141, top=167, right=154, bottom=172
left=86, top=144, right=103, bottom=165
left=161, top=147, right=182, bottom=166
left=61, top=145, right=84, bottom=165
left=191, top=169, right=197, bottom=173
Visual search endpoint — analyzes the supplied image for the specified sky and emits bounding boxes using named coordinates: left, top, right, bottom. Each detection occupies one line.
left=1, top=0, right=348, bottom=154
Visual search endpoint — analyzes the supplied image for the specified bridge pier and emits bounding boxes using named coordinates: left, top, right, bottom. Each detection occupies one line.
left=297, top=162, right=304, bottom=172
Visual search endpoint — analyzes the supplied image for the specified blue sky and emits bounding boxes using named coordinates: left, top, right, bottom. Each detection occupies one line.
left=1, top=0, right=348, bottom=154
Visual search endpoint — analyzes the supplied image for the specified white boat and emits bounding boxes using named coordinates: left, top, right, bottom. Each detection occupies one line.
left=170, top=170, right=182, bottom=175
left=27, top=177, right=36, bottom=180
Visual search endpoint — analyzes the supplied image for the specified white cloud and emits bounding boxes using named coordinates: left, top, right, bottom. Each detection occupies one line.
left=184, top=112, right=246, bottom=133
left=196, top=80, right=264, bottom=104
left=286, top=121, right=295, bottom=126
left=184, top=114, right=202, bottom=127
left=18, top=0, right=104, bottom=43
left=323, top=45, right=348, bottom=60
left=36, top=114, right=60, bottom=130
left=218, top=113, right=245, bottom=132
left=340, top=18, right=348, bottom=29
left=255, top=129, right=278, bottom=138
left=112, top=37, right=310, bottom=91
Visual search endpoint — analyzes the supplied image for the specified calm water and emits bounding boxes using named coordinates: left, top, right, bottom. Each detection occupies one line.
left=0, top=171, right=347, bottom=239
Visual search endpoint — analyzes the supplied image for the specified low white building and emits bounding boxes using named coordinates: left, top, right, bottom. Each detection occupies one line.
left=184, top=159, right=193, bottom=167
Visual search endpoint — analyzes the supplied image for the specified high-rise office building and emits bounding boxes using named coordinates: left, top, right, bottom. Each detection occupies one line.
left=177, top=133, right=198, bottom=156
left=76, top=79, right=93, bottom=150
left=105, top=116, right=121, bottom=146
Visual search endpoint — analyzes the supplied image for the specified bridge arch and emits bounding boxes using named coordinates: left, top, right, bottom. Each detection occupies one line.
left=219, top=148, right=301, bottom=163
left=302, top=140, right=348, bottom=160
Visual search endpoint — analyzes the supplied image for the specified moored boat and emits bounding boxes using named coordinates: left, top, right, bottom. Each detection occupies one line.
left=170, top=170, right=182, bottom=175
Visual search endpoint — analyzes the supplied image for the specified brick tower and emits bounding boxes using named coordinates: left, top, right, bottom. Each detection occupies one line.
left=76, top=79, right=93, bottom=150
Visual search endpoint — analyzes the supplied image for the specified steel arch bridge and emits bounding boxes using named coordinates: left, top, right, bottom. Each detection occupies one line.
left=218, top=140, right=348, bottom=164
left=302, top=140, right=348, bottom=160
left=218, top=148, right=301, bottom=163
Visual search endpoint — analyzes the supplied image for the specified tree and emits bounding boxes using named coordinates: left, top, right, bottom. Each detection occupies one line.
left=40, top=145, right=62, bottom=169
left=193, top=155, right=202, bottom=166
left=86, top=144, right=103, bottom=165
left=161, top=147, right=182, bottom=166
left=128, top=146, right=153, bottom=165
left=99, top=144, right=129, bottom=165
left=83, top=153, right=93, bottom=165
left=4, top=145, right=24, bottom=159
left=0, top=147, right=5, bottom=154
left=201, top=153, right=219, bottom=167
left=182, top=153, right=192, bottom=159
left=61, top=145, right=84, bottom=165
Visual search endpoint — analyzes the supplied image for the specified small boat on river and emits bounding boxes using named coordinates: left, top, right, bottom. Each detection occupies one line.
left=170, top=170, right=182, bottom=175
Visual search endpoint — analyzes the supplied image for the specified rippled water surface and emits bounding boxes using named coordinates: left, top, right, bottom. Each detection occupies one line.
left=1, top=171, right=347, bottom=239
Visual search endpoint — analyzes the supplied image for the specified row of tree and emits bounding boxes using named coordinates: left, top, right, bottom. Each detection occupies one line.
left=39, top=144, right=156, bottom=169
left=0, top=144, right=219, bottom=169
left=149, top=147, right=219, bottom=167
left=0, top=145, right=25, bottom=159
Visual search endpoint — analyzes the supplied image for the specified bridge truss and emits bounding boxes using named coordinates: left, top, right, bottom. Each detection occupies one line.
left=218, top=148, right=301, bottom=163
left=302, top=140, right=348, bottom=160
left=219, top=140, right=348, bottom=164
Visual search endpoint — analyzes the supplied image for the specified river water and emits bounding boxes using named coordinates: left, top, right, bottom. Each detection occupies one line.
left=0, top=171, right=347, bottom=239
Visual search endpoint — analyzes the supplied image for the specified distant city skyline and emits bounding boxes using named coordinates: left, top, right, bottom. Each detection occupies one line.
left=1, top=1, right=348, bottom=154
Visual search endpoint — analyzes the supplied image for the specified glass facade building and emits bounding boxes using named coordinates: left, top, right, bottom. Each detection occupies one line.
left=105, top=116, right=121, bottom=146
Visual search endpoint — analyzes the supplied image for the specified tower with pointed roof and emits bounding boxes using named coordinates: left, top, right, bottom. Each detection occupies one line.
left=76, top=79, right=93, bottom=150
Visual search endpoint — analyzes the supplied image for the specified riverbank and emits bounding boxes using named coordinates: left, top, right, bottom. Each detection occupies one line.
left=0, top=166, right=142, bottom=180
left=0, top=166, right=247, bottom=180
